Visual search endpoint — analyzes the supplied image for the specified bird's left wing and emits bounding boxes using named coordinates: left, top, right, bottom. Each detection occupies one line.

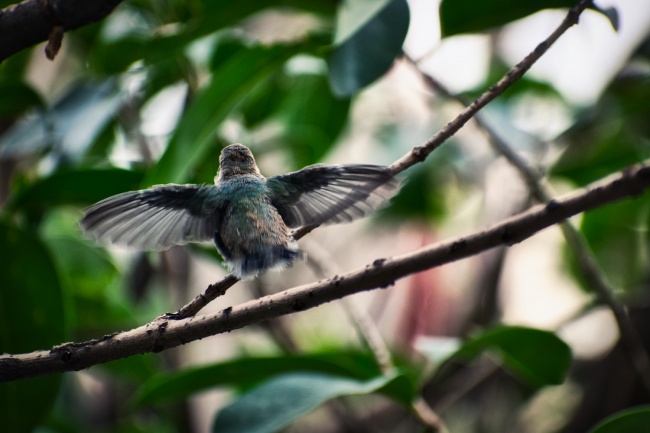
left=80, top=184, right=224, bottom=250
left=266, top=164, right=399, bottom=228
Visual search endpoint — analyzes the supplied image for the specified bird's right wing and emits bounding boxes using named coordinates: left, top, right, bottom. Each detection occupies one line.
left=266, top=164, right=399, bottom=228
left=80, top=184, right=224, bottom=250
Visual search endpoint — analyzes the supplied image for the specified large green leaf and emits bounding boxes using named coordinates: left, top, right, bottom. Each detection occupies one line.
left=211, top=372, right=410, bottom=433
left=144, top=40, right=310, bottom=186
left=132, top=351, right=383, bottom=407
left=0, top=223, right=66, bottom=432
left=275, top=73, right=351, bottom=168
left=440, top=0, right=618, bottom=37
left=588, top=406, right=650, bottom=433
left=456, top=326, right=572, bottom=388
left=328, top=0, right=410, bottom=96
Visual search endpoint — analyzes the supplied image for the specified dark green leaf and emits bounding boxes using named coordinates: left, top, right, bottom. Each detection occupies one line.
left=0, top=222, right=66, bottom=432
left=133, top=351, right=383, bottom=407
left=91, top=36, right=148, bottom=74
left=328, top=0, right=410, bottom=96
left=551, top=75, right=650, bottom=186
left=0, top=78, right=44, bottom=116
left=457, top=326, right=572, bottom=388
left=211, top=372, right=409, bottom=433
left=568, top=195, right=650, bottom=292
left=8, top=169, right=145, bottom=213
left=439, top=0, right=619, bottom=37
left=589, top=406, right=650, bottom=433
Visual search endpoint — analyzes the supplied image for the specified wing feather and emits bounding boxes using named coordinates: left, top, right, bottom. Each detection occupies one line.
left=267, top=164, right=399, bottom=228
left=80, top=184, right=223, bottom=250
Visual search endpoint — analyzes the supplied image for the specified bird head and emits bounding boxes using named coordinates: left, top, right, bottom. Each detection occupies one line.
left=216, top=143, right=262, bottom=181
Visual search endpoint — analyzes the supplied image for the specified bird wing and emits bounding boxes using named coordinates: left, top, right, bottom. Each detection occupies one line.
left=80, top=184, right=224, bottom=250
left=266, top=164, right=399, bottom=228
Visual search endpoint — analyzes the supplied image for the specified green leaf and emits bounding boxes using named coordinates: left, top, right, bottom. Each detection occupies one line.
left=0, top=222, right=66, bottom=432
left=569, top=195, right=650, bottom=292
left=275, top=73, right=351, bottom=168
left=8, top=168, right=145, bottom=213
left=211, top=372, right=408, bottom=433
left=588, top=406, right=650, bottom=433
left=551, top=74, right=650, bottom=187
left=457, top=326, right=572, bottom=388
left=46, top=237, right=118, bottom=297
left=0, top=77, right=44, bottom=116
left=145, top=41, right=307, bottom=186
left=133, top=352, right=383, bottom=407
left=439, top=0, right=619, bottom=37
left=328, top=0, right=410, bottom=96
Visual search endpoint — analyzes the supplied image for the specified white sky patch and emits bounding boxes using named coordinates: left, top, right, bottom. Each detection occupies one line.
left=497, top=0, right=650, bottom=105
left=140, top=81, right=188, bottom=136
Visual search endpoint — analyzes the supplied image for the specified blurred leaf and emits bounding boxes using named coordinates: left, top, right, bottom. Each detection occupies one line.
left=0, top=77, right=44, bottom=117
left=457, top=326, right=572, bottom=388
left=597, top=6, right=620, bottom=32
left=8, top=169, right=145, bottom=213
left=99, top=353, right=162, bottom=384
left=0, top=80, right=124, bottom=161
left=46, top=237, right=118, bottom=296
left=552, top=75, right=650, bottom=186
left=239, top=72, right=289, bottom=129
left=440, top=0, right=618, bottom=37
left=146, top=39, right=316, bottom=185
left=568, top=195, right=650, bottom=292
left=588, top=406, right=650, bottom=433
left=211, top=372, right=410, bottom=433
left=0, top=222, right=66, bottom=432
left=328, top=0, right=410, bottom=96
left=133, top=351, right=383, bottom=407
left=92, top=36, right=149, bottom=74
left=382, top=144, right=459, bottom=222
left=276, top=73, right=351, bottom=167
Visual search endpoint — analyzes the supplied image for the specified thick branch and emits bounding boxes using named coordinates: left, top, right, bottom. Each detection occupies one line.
left=2, top=161, right=650, bottom=381
left=0, top=0, right=123, bottom=62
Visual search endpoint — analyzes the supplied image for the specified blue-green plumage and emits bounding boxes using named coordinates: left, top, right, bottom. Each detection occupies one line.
left=81, top=143, right=399, bottom=279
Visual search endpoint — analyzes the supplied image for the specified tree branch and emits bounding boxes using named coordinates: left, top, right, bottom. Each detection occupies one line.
left=171, top=0, right=594, bottom=319
left=3, top=161, right=650, bottom=381
left=0, top=0, right=124, bottom=62
left=413, top=70, right=650, bottom=394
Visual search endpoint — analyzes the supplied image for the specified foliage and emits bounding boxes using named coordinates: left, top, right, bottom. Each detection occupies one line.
left=1, top=0, right=649, bottom=432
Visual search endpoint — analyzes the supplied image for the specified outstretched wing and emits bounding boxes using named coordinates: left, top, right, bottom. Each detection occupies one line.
left=80, top=184, right=224, bottom=250
left=266, top=164, right=399, bottom=228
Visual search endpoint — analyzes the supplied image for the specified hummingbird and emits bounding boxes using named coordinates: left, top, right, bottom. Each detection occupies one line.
left=81, top=143, right=399, bottom=279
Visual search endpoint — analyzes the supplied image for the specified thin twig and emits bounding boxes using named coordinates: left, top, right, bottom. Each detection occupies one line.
left=3, top=161, right=650, bottom=381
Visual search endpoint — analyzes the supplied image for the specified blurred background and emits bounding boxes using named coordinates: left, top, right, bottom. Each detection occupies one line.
left=2, top=0, right=650, bottom=432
